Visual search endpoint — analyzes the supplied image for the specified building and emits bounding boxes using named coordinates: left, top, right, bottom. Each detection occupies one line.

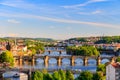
left=106, top=62, right=120, bottom=80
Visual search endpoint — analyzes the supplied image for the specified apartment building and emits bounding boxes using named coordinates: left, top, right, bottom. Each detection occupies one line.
left=106, top=62, right=120, bottom=80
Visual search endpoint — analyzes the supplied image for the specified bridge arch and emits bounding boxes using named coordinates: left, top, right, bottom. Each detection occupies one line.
left=49, top=58, right=57, bottom=64
left=36, top=58, right=44, bottom=63
left=101, top=59, right=110, bottom=64
left=74, top=58, right=83, bottom=66
left=61, top=58, right=71, bottom=64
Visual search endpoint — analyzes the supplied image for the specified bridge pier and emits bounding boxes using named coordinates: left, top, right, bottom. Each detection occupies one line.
left=32, top=56, right=35, bottom=66
left=14, top=57, right=17, bottom=64
left=57, top=56, right=62, bottom=66
left=84, top=57, right=88, bottom=66
left=19, top=56, right=23, bottom=67
left=97, top=57, right=101, bottom=65
left=48, top=51, right=51, bottom=54
left=111, top=57, right=116, bottom=64
left=59, top=51, right=62, bottom=55
left=71, top=56, right=75, bottom=66
left=14, top=57, right=19, bottom=67
left=44, top=56, right=49, bottom=67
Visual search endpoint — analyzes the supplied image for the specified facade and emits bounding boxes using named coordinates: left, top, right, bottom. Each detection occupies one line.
left=106, top=63, right=120, bottom=80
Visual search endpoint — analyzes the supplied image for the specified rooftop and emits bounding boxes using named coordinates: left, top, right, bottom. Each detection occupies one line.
left=111, top=62, right=120, bottom=68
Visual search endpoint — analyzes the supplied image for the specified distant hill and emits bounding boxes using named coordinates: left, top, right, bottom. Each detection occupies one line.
left=68, top=36, right=120, bottom=44
left=33, top=38, right=55, bottom=42
left=3, top=37, right=55, bottom=42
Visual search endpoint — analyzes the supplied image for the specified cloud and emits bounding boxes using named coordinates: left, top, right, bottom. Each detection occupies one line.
left=7, top=19, right=20, bottom=24
left=78, top=10, right=103, bottom=15
left=21, top=14, right=120, bottom=29
left=0, top=12, right=119, bottom=29
left=92, top=10, right=102, bottom=14
left=0, top=0, right=38, bottom=10
left=62, top=0, right=107, bottom=9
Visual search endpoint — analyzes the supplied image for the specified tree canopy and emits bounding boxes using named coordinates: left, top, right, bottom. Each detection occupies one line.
left=77, top=71, right=93, bottom=80
left=67, top=46, right=100, bottom=56
left=95, top=36, right=120, bottom=44
left=32, top=70, right=74, bottom=80
left=116, top=57, right=120, bottom=62
left=26, top=40, right=45, bottom=55
left=93, top=71, right=106, bottom=80
left=0, top=50, right=14, bottom=66
left=97, top=64, right=106, bottom=74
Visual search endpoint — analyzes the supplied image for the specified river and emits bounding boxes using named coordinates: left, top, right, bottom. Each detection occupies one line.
left=4, top=47, right=115, bottom=79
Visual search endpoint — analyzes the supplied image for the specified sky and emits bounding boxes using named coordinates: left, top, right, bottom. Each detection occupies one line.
left=0, top=0, right=120, bottom=40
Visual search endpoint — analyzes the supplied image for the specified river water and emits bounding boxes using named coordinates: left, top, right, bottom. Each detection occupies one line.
left=4, top=47, right=115, bottom=79
left=14, top=47, right=115, bottom=72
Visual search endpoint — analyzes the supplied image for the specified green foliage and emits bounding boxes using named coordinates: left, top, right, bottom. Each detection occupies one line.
left=77, top=71, right=93, bottom=80
left=95, top=36, right=120, bottom=44
left=0, top=38, right=14, bottom=42
left=67, top=46, right=99, bottom=56
left=32, top=71, right=43, bottom=80
left=76, top=38, right=87, bottom=42
left=52, top=71, right=60, bottom=80
left=116, top=57, right=120, bottom=62
left=26, top=40, right=45, bottom=55
left=66, top=70, right=74, bottom=80
left=43, top=73, right=53, bottom=80
left=93, top=71, right=105, bottom=80
left=97, top=64, right=106, bottom=74
left=41, top=69, right=48, bottom=74
left=31, top=70, right=74, bottom=80
left=58, top=70, right=66, bottom=80
left=0, top=50, right=14, bottom=66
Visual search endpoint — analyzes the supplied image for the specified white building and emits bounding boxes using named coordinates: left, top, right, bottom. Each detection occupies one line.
left=106, top=62, right=120, bottom=80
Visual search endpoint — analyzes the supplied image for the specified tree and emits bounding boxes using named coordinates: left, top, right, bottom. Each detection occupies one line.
left=66, top=46, right=100, bottom=56
left=43, top=73, right=53, bottom=80
left=97, top=64, right=106, bottom=74
left=58, top=70, right=66, bottom=80
left=66, top=70, right=74, bottom=80
left=93, top=71, right=105, bottom=80
left=25, top=39, right=45, bottom=55
left=27, top=47, right=36, bottom=56
left=52, top=71, right=60, bottom=80
left=77, top=71, right=93, bottom=80
left=41, top=69, right=48, bottom=74
left=77, top=38, right=87, bottom=42
left=116, top=57, right=120, bottom=62
left=0, top=50, right=14, bottom=66
left=32, top=71, right=43, bottom=80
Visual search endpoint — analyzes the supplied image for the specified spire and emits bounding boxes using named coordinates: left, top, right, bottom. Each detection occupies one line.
left=6, top=42, right=11, bottom=51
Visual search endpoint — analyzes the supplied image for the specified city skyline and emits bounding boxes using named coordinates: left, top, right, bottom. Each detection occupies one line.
left=0, top=0, right=120, bottom=39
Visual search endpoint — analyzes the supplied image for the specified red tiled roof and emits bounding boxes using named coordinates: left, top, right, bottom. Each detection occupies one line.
left=111, top=63, right=120, bottom=68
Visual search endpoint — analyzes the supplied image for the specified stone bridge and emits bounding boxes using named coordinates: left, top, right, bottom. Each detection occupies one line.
left=14, top=55, right=117, bottom=67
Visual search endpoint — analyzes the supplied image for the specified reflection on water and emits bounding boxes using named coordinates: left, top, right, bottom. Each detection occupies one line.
left=17, top=57, right=97, bottom=72
left=88, top=59, right=96, bottom=66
